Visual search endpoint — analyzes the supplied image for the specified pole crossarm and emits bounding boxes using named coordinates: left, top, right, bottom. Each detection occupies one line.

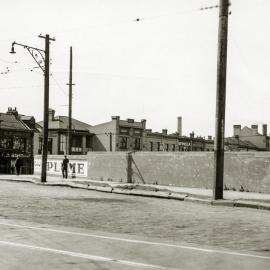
left=38, top=34, right=56, bottom=42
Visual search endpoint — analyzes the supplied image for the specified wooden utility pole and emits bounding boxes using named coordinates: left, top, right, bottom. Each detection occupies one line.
left=67, top=46, right=75, bottom=155
left=213, top=0, right=229, bottom=200
left=109, top=132, right=112, bottom=152
left=39, top=34, right=55, bottom=183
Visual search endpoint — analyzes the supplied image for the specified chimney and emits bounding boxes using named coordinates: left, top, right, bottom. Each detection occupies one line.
left=263, top=124, right=267, bottom=136
left=177, top=117, right=182, bottom=136
left=190, top=131, right=195, bottom=138
left=6, top=107, right=18, bottom=117
left=233, top=125, right=241, bottom=136
left=127, top=118, right=134, bottom=123
left=141, top=119, right=146, bottom=129
left=208, top=135, right=212, bottom=140
left=251, top=125, right=258, bottom=135
left=48, top=108, right=55, bottom=121
left=162, top=129, right=167, bottom=135
left=111, top=116, right=120, bottom=120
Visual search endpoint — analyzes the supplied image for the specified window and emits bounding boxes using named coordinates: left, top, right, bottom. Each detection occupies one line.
left=150, top=142, right=153, bottom=151
left=0, top=138, right=12, bottom=149
left=38, top=137, right=43, bottom=154
left=38, top=137, right=52, bottom=154
left=134, top=129, right=141, bottom=135
left=86, top=136, right=92, bottom=149
left=157, top=142, right=160, bottom=151
left=48, top=138, right=52, bottom=154
left=120, top=136, right=128, bottom=150
left=60, top=134, right=67, bottom=154
left=172, top=144, right=175, bottom=151
left=72, top=136, right=82, bottom=153
left=13, top=137, right=26, bottom=152
left=134, top=137, right=141, bottom=150
left=166, top=143, right=169, bottom=151
left=120, top=128, right=129, bottom=135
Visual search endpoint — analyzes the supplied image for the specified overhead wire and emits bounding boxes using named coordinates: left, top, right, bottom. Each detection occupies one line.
left=50, top=73, right=69, bottom=97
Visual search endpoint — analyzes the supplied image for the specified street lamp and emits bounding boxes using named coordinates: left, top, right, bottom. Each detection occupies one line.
left=10, top=34, right=55, bottom=183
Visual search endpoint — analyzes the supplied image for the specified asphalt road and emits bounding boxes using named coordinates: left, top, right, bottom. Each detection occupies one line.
left=0, top=181, right=269, bottom=269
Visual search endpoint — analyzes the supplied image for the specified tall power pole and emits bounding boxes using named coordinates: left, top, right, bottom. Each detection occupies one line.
left=213, top=0, right=229, bottom=200
left=67, top=46, right=75, bottom=155
left=39, top=34, right=55, bottom=183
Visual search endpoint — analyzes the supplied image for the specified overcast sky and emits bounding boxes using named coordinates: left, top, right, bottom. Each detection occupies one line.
left=0, top=0, right=269, bottom=137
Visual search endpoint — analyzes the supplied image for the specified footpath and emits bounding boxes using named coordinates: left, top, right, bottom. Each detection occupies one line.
left=1, top=174, right=270, bottom=211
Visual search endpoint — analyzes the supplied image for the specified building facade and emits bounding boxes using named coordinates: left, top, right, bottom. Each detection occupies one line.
left=89, top=116, right=146, bottom=151
left=34, top=109, right=93, bottom=155
left=90, top=116, right=215, bottom=152
left=0, top=107, right=36, bottom=174
left=233, top=124, right=270, bottom=151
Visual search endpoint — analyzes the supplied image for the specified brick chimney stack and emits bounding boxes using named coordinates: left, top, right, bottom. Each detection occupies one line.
left=162, top=129, right=167, bottom=135
left=263, top=124, right=267, bottom=136
left=48, top=108, right=55, bottom=121
left=177, top=117, right=182, bottom=136
left=251, top=125, right=258, bottom=135
left=233, top=125, right=241, bottom=137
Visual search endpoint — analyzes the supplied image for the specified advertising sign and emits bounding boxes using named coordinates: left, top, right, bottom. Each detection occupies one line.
left=34, top=158, right=88, bottom=177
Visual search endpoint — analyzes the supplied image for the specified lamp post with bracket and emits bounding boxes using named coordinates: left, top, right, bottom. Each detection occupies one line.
left=10, top=34, right=55, bottom=183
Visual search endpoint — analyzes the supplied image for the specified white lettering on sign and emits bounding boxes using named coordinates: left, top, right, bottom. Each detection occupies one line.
left=34, top=158, right=88, bottom=177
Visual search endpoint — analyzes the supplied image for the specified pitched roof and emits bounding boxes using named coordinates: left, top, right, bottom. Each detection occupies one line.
left=225, top=137, right=259, bottom=149
left=0, top=113, right=31, bottom=131
left=38, top=116, right=91, bottom=131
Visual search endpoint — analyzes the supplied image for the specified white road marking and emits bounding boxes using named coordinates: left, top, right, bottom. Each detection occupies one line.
left=0, top=240, right=177, bottom=270
left=0, top=222, right=269, bottom=260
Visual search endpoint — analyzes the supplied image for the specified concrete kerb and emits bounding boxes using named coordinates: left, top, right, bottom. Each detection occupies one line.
left=1, top=177, right=270, bottom=211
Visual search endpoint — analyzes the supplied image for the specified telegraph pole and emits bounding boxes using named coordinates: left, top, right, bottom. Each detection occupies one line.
left=39, top=34, right=55, bottom=183
left=67, top=46, right=75, bottom=155
left=109, top=132, right=112, bottom=151
left=213, top=0, right=229, bottom=200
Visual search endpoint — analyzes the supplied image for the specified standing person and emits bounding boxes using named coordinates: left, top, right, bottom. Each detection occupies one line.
left=10, top=159, right=15, bottom=174
left=15, top=156, right=22, bottom=176
left=62, top=155, right=69, bottom=179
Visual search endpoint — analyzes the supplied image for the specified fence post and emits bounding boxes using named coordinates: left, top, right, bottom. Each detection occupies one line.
left=126, top=152, right=132, bottom=183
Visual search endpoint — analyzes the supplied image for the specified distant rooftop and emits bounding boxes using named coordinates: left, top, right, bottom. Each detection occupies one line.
left=0, top=113, right=31, bottom=131
left=38, top=115, right=92, bottom=131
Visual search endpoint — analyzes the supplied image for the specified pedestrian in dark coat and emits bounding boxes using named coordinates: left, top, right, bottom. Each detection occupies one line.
left=62, top=155, right=69, bottom=179
left=15, top=156, right=22, bottom=175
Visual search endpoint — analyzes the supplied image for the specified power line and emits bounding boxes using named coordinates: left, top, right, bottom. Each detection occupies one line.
left=50, top=6, right=207, bottom=37
left=51, top=73, right=68, bottom=96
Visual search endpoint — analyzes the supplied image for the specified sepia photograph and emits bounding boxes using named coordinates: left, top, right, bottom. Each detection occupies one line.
left=0, top=0, right=269, bottom=269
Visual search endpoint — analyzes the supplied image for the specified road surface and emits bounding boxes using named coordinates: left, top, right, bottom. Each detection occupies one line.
left=0, top=181, right=269, bottom=269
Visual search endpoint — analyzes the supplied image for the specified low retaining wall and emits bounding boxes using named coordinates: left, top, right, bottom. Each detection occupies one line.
left=34, top=152, right=270, bottom=194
